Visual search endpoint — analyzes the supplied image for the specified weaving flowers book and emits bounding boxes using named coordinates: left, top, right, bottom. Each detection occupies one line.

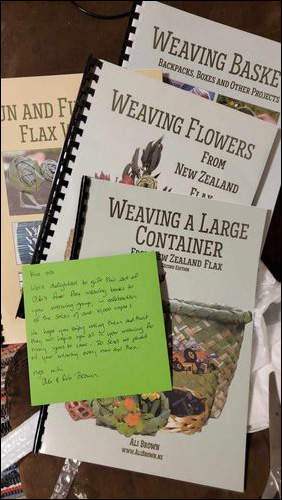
left=120, top=1, right=281, bottom=217
left=27, top=57, right=276, bottom=275
left=35, top=179, right=267, bottom=492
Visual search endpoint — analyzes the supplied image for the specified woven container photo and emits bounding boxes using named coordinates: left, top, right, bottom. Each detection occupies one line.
left=162, top=299, right=252, bottom=432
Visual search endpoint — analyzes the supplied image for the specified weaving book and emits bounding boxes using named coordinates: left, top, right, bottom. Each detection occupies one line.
left=33, top=178, right=267, bottom=492
left=1, top=73, right=82, bottom=343
left=120, top=1, right=281, bottom=217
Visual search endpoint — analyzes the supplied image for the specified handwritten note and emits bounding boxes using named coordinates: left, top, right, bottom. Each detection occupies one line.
left=23, top=252, right=171, bottom=405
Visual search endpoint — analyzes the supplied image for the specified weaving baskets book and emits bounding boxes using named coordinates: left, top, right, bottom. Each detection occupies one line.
left=35, top=179, right=267, bottom=492
left=120, top=1, right=281, bottom=220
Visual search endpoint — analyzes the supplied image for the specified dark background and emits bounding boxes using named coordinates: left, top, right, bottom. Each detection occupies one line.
left=2, top=1, right=281, bottom=499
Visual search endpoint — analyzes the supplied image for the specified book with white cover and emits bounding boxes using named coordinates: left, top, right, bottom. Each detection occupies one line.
left=35, top=178, right=267, bottom=492
left=27, top=56, right=276, bottom=272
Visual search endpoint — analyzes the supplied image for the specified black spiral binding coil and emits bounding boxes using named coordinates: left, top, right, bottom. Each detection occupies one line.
left=17, top=55, right=103, bottom=319
left=1, top=317, right=4, bottom=344
left=119, top=1, right=143, bottom=66
left=33, top=404, right=49, bottom=453
left=70, top=176, right=91, bottom=260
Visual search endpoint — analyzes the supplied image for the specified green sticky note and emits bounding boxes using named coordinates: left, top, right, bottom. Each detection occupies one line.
left=23, top=252, right=172, bottom=405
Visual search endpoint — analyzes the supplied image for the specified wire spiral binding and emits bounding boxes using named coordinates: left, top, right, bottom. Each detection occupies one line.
left=70, top=176, right=91, bottom=260
left=33, top=404, right=49, bottom=454
left=36, top=57, right=102, bottom=262
left=1, top=317, right=4, bottom=344
left=119, top=1, right=143, bottom=67
left=16, top=56, right=103, bottom=319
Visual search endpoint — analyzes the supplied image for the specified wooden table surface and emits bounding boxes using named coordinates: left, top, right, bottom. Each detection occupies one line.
left=2, top=1, right=281, bottom=499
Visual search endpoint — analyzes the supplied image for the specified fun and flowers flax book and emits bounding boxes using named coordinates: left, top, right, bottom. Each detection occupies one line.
left=1, top=73, right=82, bottom=343
left=34, top=178, right=267, bottom=492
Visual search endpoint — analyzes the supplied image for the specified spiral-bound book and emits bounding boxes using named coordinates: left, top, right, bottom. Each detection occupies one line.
left=1, top=73, right=82, bottom=343
left=17, top=54, right=276, bottom=321
left=33, top=177, right=267, bottom=491
left=120, top=1, right=281, bottom=217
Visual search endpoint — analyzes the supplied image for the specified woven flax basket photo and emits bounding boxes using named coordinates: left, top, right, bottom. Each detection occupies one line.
left=162, top=299, right=252, bottom=434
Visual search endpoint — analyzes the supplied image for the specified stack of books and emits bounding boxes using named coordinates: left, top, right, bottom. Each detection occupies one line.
left=1, top=1, right=280, bottom=492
